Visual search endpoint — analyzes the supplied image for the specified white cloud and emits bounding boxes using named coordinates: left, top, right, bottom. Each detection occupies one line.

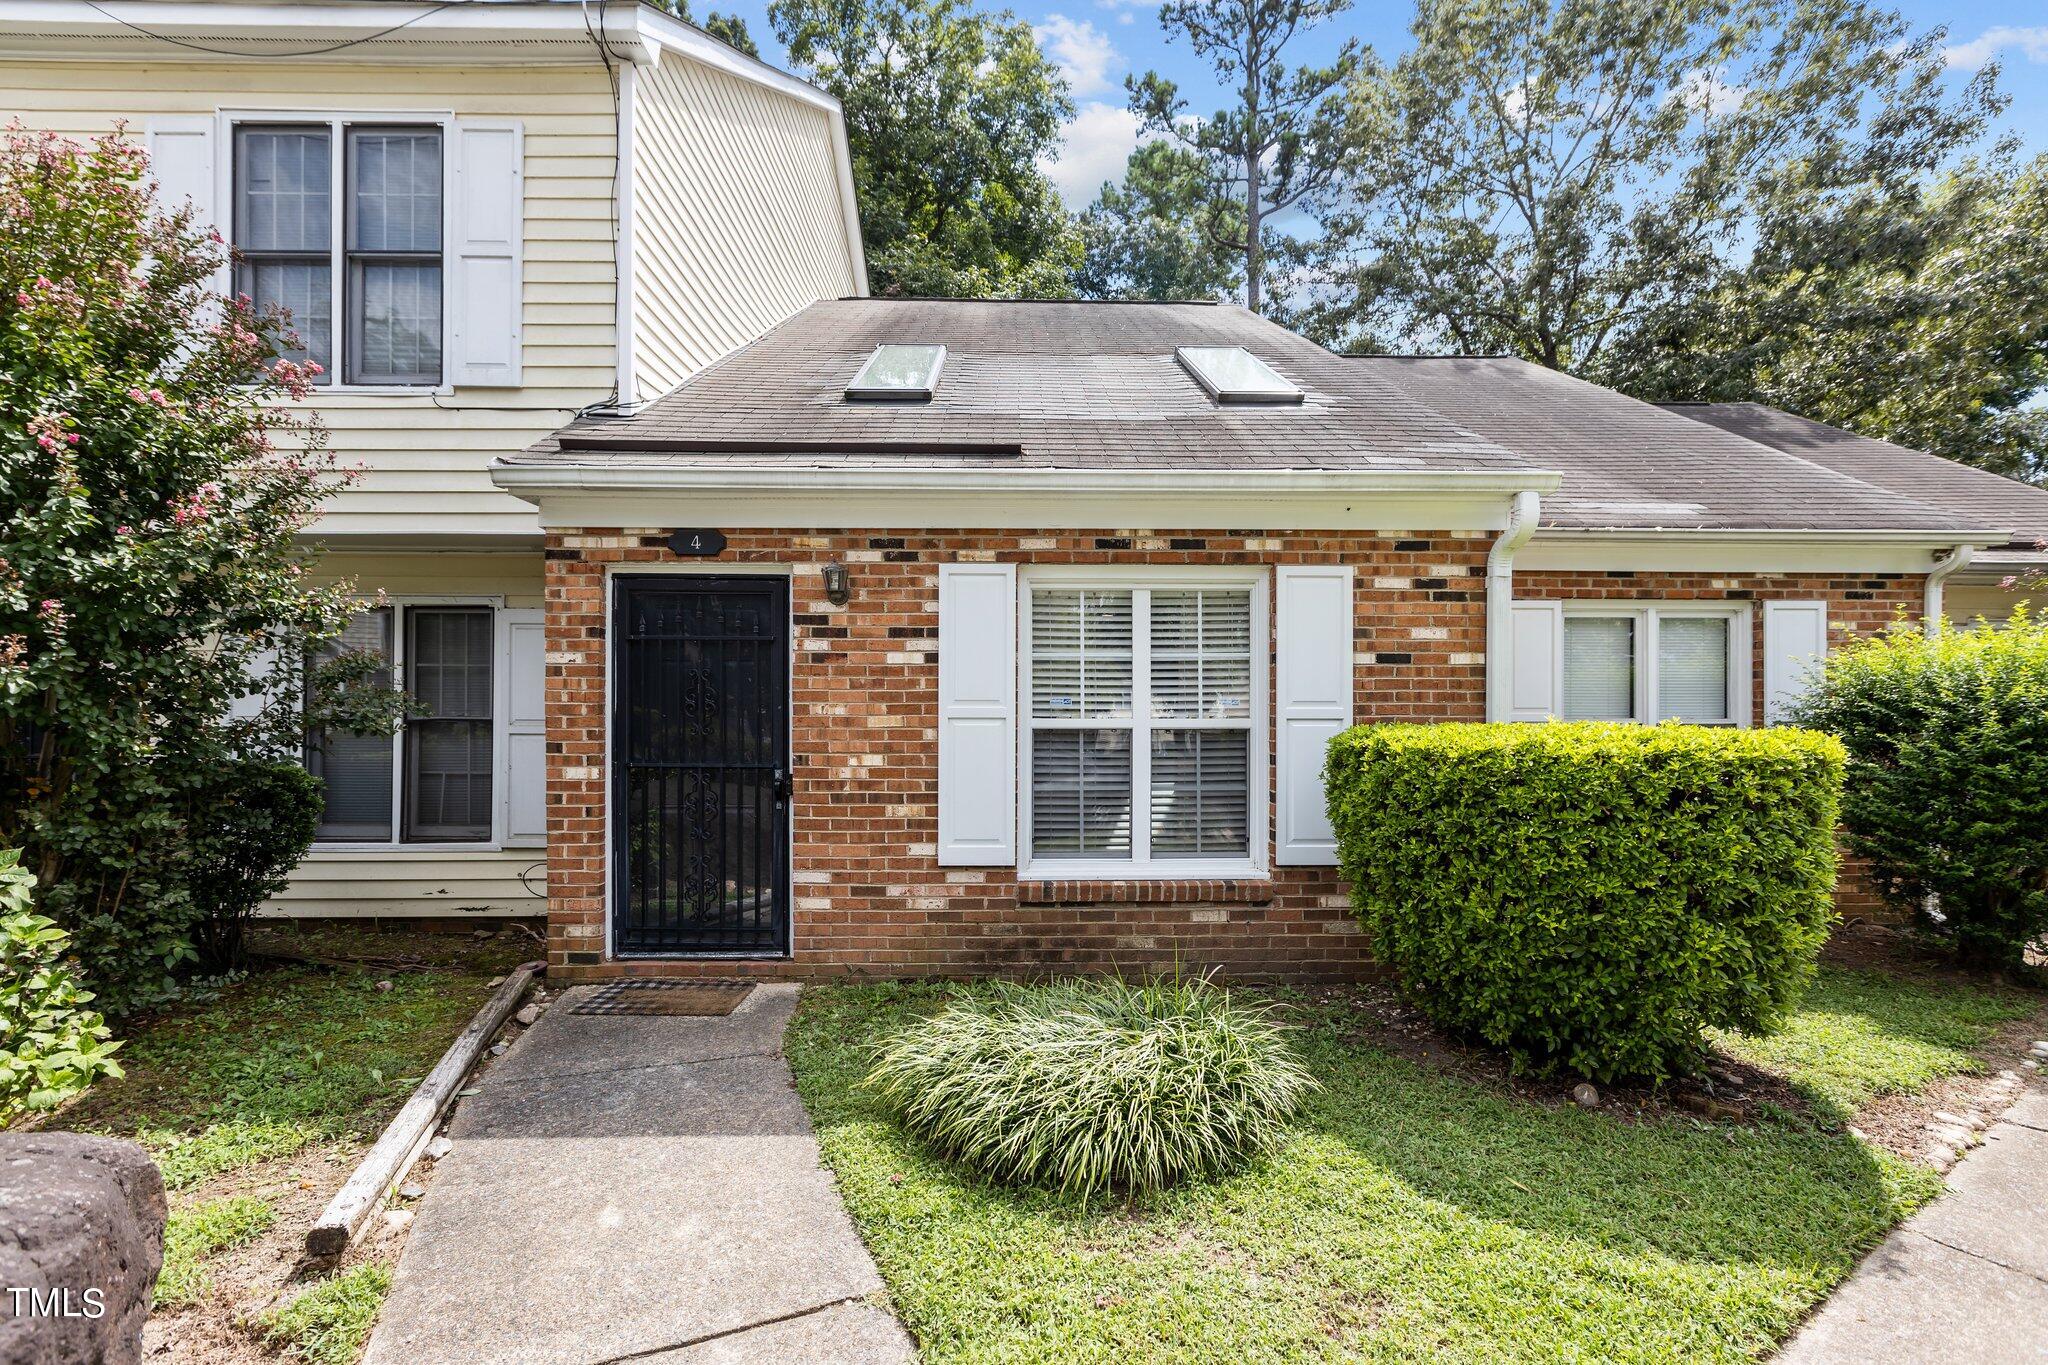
left=1039, top=101, right=1144, bottom=207
left=1944, top=26, right=2048, bottom=71
left=1036, top=14, right=1122, bottom=98
left=1094, top=0, right=1158, bottom=23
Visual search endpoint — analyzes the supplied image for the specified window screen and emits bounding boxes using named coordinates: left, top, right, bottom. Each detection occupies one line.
left=307, top=608, right=393, bottom=840
left=403, top=607, right=492, bottom=842
left=1657, top=616, right=1732, bottom=722
left=346, top=127, right=443, bottom=385
left=1562, top=617, right=1636, bottom=720
left=233, top=126, right=333, bottom=380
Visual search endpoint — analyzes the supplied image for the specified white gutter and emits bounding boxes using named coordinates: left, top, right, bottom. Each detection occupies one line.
left=1925, top=544, right=1974, bottom=627
left=1485, top=490, right=1541, bottom=722
left=613, top=59, right=639, bottom=410
left=489, top=463, right=1563, bottom=499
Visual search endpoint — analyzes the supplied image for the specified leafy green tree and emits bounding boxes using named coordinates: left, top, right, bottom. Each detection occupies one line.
left=0, top=128, right=378, bottom=1007
left=704, top=12, right=760, bottom=56
left=1126, top=0, right=1362, bottom=314
left=770, top=0, right=1080, bottom=296
left=1307, top=0, right=2000, bottom=369
left=1075, top=141, right=1244, bottom=301
left=1599, top=156, right=2048, bottom=482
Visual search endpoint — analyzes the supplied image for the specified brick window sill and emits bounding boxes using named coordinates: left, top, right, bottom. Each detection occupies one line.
left=1017, top=880, right=1277, bottom=907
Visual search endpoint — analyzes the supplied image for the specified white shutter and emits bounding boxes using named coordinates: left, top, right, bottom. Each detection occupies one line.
left=1276, top=565, right=1352, bottom=866
left=499, top=608, right=546, bottom=844
left=1763, top=600, right=1828, bottom=725
left=145, top=116, right=226, bottom=294
left=1507, top=601, right=1563, bottom=721
left=938, top=563, right=1017, bottom=865
left=450, top=121, right=523, bottom=387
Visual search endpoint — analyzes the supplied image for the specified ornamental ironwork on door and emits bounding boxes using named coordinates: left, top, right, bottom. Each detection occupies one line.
left=613, top=576, right=790, bottom=955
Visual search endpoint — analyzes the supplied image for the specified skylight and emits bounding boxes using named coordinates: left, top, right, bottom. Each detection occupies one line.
left=1175, top=346, right=1302, bottom=404
left=846, top=344, right=946, bottom=401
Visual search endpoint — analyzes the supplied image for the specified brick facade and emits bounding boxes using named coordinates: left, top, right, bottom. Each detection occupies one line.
left=542, top=530, right=1925, bottom=981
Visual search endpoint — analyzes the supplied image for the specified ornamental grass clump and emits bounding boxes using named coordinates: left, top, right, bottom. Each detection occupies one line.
left=862, top=975, right=1315, bottom=1198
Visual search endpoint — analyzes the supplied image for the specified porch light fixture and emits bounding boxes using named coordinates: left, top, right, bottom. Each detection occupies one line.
left=1175, top=346, right=1303, bottom=404
left=822, top=562, right=852, bottom=606
left=846, top=344, right=946, bottom=402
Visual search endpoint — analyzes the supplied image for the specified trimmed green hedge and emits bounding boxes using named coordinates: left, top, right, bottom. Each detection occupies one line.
left=1326, top=722, right=1845, bottom=1080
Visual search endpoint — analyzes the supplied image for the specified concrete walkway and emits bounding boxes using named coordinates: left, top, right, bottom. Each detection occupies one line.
left=1779, top=1082, right=2048, bottom=1363
left=363, top=984, right=914, bottom=1365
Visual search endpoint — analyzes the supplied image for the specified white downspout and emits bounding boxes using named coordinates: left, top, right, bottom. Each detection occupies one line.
left=1925, top=544, right=1973, bottom=629
left=1485, top=490, right=1542, bottom=722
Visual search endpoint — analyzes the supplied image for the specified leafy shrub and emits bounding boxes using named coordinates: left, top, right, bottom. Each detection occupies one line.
left=0, top=127, right=373, bottom=1010
left=0, top=848, right=122, bottom=1124
left=1793, top=611, right=2048, bottom=968
left=1326, top=722, right=1845, bottom=1081
left=184, top=759, right=323, bottom=971
left=862, top=975, right=1315, bottom=1197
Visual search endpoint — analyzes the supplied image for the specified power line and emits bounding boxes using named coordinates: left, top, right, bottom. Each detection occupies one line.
left=81, top=0, right=469, bottom=59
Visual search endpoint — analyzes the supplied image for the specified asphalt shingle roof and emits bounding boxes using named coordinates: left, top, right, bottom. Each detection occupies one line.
left=516, top=299, right=1533, bottom=474
left=1659, top=402, right=2048, bottom=548
left=510, top=298, right=2034, bottom=539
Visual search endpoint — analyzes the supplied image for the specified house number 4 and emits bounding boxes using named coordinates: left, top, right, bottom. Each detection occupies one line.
left=666, top=529, right=728, bottom=557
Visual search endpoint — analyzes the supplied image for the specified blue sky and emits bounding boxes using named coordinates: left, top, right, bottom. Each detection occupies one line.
left=716, top=1, right=2048, bottom=210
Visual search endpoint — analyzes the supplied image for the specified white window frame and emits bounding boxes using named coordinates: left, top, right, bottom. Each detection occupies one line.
left=218, top=107, right=456, bottom=396
left=1018, top=566, right=1270, bottom=881
left=310, top=595, right=506, bottom=852
left=1560, top=601, right=1754, bottom=727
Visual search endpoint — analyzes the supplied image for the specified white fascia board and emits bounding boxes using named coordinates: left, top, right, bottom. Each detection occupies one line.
left=630, top=6, right=844, bottom=114
left=1521, top=528, right=2002, bottom=575
left=488, top=464, right=1560, bottom=531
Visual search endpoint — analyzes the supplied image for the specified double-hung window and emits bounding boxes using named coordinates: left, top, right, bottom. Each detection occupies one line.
left=1022, top=572, right=1266, bottom=876
left=232, top=120, right=444, bottom=387
left=1560, top=604, right=1750, bottom=725
left=307, top=603, right=495, bottom=845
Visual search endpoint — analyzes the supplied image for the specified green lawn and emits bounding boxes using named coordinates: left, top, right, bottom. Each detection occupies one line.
left=1710, top=965, right=2040, bottom=1121
left=785, top=971, right=2035, bottom=1365
left=53, top=941, right=516, bottom=1363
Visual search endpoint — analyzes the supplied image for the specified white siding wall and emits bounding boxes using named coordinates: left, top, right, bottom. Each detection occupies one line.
left=630, top=55, right=861, bottom=398
left=4, top=60, right=618, bottom=539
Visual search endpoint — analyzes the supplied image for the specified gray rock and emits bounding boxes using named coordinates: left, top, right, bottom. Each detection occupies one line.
left=398, top=1184, right=426, bottom=1200
left=0, top=1133, right=166, bottom=1365
left=1571, top=1082, right=1599, bottom=1109
left=513, top=1004, right=540, bottom=1027
left=425, top=1137, right=453, bottom=1161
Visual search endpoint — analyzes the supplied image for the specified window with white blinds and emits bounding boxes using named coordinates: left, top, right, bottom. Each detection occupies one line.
left=1559, top=606, right=1746, bottom=726
left=1023, top=576, right=1265, bottom=874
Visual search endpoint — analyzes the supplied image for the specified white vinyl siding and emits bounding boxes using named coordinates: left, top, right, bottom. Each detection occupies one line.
left=33, top=61, right=614, bottom=538
left=629, top=52, right=862, bottom=399
left=1020, top=570, right=1267, bottom=879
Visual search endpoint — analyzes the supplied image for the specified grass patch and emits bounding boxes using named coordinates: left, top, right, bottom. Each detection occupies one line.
left=262, top=1262, right=392, bottom=1365
left=789, top=981, right=1945, bottom=1364
left=1711, top=966, right=2040, bottom=1121
left=156, top=1195, right=276, bottom=1307
left=63, top=965, right=495, bottom=1183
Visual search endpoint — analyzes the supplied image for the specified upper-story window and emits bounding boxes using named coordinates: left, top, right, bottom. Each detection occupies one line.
left=233, top=121, right=444, bottom=387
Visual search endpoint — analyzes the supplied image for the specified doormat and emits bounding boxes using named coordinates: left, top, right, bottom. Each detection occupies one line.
left=569, top=981, right=755, bottom=1017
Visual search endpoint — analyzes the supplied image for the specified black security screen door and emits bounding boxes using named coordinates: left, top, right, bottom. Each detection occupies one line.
left=614, top=576, right=790, bottom=956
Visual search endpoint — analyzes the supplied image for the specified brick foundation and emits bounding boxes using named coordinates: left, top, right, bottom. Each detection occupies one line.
left=543, top=530, right=1925, bottom=981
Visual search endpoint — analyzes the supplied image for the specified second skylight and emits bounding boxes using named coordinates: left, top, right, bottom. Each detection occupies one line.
left=1175, top=346, right=1302, bottom=404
